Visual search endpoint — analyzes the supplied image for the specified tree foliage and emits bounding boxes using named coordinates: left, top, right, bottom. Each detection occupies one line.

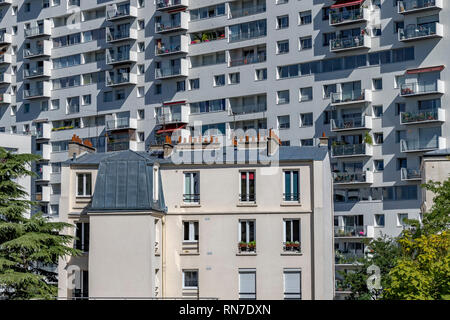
left=0, top=147, right=80, bottom=299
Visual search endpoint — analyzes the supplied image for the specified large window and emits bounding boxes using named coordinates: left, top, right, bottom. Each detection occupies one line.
left=184, top=172, right=199, bottom=203
left=283, top=219, right=300, bottom=252
left=284, top=269, right=301, bottom=300
left=182, top=270, right=198, bottom=289
left=240, top=171, right=255, bottom=202
left=75, top=222, right=89, bottom=252
left=239, top=269, right=256, bottom=300
left=76, top=173, right=92, bottom=197
left=183, top=221, right=199, bottom=242
left=284, top=171, right=299, bottom=201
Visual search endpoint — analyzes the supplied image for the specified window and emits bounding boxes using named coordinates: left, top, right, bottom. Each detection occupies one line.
left=184, top=172, right=199, bottom=203
left=395, top=130, right=406, bottom=143
left=183, top=221, right=199, bottom=242
left=395, top=103, right=405, bottom=115
left=278, top=115, right=290, bottom=129
left=372, top=78, right=382, bottom=90
left=375, top=214, right=385, bottom=227
left=137, top=109, right=145, bottom=120
left=323, top=32, right=336, bottom=46
left=255, top=68, right=267, bottom=81
left=322, top=7, right=330, bottom=20
left=300, top=87, right=313, bottom=101
left=277, top=15, right=289, bottom=29
left=239, top=220, right=255, bottom=252
left=138, top=42, right=145, bottom=52
left=284, top=171, right=299, bottom=202
left=51, top=99, right=60, bottom=110
left=239, top=269, right=256, bottom=300
left=182, top=270, right=198, bottom=289
left=176, top=81, right=185, bottom=92
left=299, top=11, right=312, bottom=25
left=300, top=113, right=313, bottom=127
left=76, top=173, right=92, bottom=197
left=138, top=64, right=145, bottom=75
left=323, top=84, right=337, bottom=98
left=373, top=105, right=383, bottom=117
left=82, top=94, right=91, bottom=105
left=284, top=269, right=301, bottom=300
left=189, top=78, right=200, bottom=90
left=374, top=133, right=384, bottom=144
left=394, top=21, right=404, bottom=33
left=299, top=36, right=312, bottom=50
left=283, top=219, right=300, bottom=252
left=24, top=104, right=30, bottom=113
left=229, top=72, right=240, bottom=84
left=277, top=90, right=289, bottom=105
left=103, top=91, right=113, bottom=102
left=281, top=141, right=290, bottom=146
left=155, top=84, right=162, bottom=95
left=214, top=74, right=225, bottom=87
left=398, top=213, right=408, bottom=227
left=137, top=86, right=144, bottom=97
left=240, top=172, right=255, bottom=202
left=374, top=160, right=384, bottom=171
left=397, top=158, right=407, bottom=170
left=277, top=40, right=289, bottom=54
left=75, top=222, right=89, bottom=252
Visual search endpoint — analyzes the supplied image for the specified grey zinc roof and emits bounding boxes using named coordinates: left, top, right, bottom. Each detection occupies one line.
left=89, top=151, right=166, bottom=213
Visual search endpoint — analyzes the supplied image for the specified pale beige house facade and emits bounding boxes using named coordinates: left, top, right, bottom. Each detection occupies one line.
left=57, top=137, right=334, bottom=300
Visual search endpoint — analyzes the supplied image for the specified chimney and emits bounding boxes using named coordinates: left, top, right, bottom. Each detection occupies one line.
left=163, top=135, right=174, bottom=158
left=319, top=132, right=329, bottom=147
left=267, top=129, right=281, bottom=156
left=68, top=134, right=96, bottom=160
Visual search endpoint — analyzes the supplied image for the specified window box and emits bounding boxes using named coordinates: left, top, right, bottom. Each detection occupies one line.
left=283, top=241, right=301, bottom=252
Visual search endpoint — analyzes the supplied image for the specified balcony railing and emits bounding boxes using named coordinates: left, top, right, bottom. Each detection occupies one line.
left=0, top=32, right=12, bottom=44
left=25, top=24, right=50, bottom=38
left=400, top=109, right=443, bottom=124
left=107, top=3, right=132, bottom=20
left=283, top=241, right=301, bottom=252
left=156, top=22, right=183, bottom=33
left=283, top=193, right=300, bottom=202
left=24, top=88, right=46, bottom=98
left=334, top=226, right=368, bottom=237
left=335, top=250, right=364, bottom=264
left=183, top=193, right=200, bottom=203
left=401, top=168, right=422, bottom=180
left=230, top=104, right=267, bottom=115
left=156, top=43, right=182, bottom=55
left=330, top=7, right=365, bottom=25
left=331, top=90, right=368, bottom=105
left=400, top=80, right=444, bottom=96
left=106, top=72, right=135, bottom=86
left=229, top=28, right=266, bottom=43
left=399, top=22, right=442, bottom=41
left=106, top=118, right=133, bottom=130
left=155, top=67, right=182, bottom=79
left=333, top=172, right=372, bottom=184
left=229, top=5, right=266, bottom=19
left=106, top=51, right=135, bottom=64
left=156, top=0, right=186, bottom=10
left=229, top=53, right=266, bottom=67
left=238, top=242, right=256, bottom=253
left=107, top=30, right=132, bottom=42
left=331, top=116, right=369, bottom=131
left=24, top=67, right=46, bottom=78
left=239, top=194, right=255, bottom=202
left=400, top=137, right=441, bottom=152
left=332, top=143, right=370, bottom=157
left=330, top=35, right=368, bottom=51
left=0, top=93, right=11, bottom=104
left=398, top=0, right=441, bottom=13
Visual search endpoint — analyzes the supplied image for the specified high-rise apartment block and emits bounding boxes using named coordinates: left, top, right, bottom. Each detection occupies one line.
left=0, top=0, right=449, bottom=298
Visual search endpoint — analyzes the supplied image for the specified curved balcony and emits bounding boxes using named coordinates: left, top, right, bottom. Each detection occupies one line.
left=398, top=22, right=443, bottom=42
left=400, top=108, right=445, bottom=125
left=398, top=0, right=442, bottom=14
left=330, top=34, right=371, bottom=52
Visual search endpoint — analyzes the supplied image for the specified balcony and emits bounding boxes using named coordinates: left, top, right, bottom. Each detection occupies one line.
left=106, top=27, right=137, bottom=43
left=0, top=93, right=11, bottom=104
left=229, top=4, right=266, bottom=19
left=190, top=29, right=226, bottom=45
left=106, top=117, right=138, bottom=131
left=24, top=40, right=52, bottom=58
left=155, top=35, right=189, bottom=56
left=400, top=137, right=446, bottom=153
left=230, top=103, right=267, bottom=115
left=330, top=7, right=370, bottom=26
left=400, top=108, right=445, bottom=125
left=36, top=165, right=50, bottom=181
left=155, top=13, right=189, bottom=34
left=229, top=52, right=266, bottom=67
left=25, top=20, right=52, bottom=38
left=0, top=73, right=11, bottom=85
left=0, top=32, right=12, bottom=45
left=401, top=168, right=422, bottom=181
left=23, top=82, right=51, bottom=100
left=155, top=59, right=188, bottom=79
left=36, top=144, right=51, bottom=160
left=33, top=123, right=52, bottom=140
left=331, top=115, right=372, bottom=132
left=330, top=35, right=371, bottom=52
left=398, top=0, right=442, bottom=14
left=106, top=71, right=137, bottom=87
left=331, top=89, right=372, bottom=106
left=156, top=108, right=189, bottom=125
left=23, top=61, right=52, bottom=79
left=398, top=22, right=443, bottom=42
left=331, top=143, right=372, bottom=158
left=0, top=0, right=12, bottom=5
left=400, top=80, right=445, bottom=97
left=334, top=225, right=374, bottom=238
left=35, top=186, right=50, bottom=202
left=106, top=2, right=138, bottom=21
left=156, top=0, right=188, bottom=11
left=229, top=27, right=267, bottom=43
left=333, top=171, right=373, bottom=185
left=106, top=49, right=137, bottom=65
left=335, top=251, right=364, bottom=266
left=0, top=53, right=12, bottom=64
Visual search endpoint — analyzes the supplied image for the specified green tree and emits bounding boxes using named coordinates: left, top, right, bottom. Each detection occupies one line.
left=0, top=147, right=80, bottom=300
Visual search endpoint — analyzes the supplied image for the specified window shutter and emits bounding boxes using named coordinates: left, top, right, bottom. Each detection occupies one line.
left=239, top=270, right=256, bottom=299
left=284, top=270, right=301, bottom=299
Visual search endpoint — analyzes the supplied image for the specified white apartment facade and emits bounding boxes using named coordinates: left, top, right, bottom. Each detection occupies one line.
left=0, top=0, right=449, bottom=297
left=57, top=139, right=334, bottom=300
